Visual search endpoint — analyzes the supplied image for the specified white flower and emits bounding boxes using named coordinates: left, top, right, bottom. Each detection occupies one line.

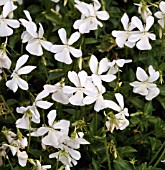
left=128, top=16, right=156, bottom=50
left=108, top=58, right=132, bottom=74
left=30, top=110, right=70, bottom=148
left=106, top=113, right=129, bottom=133
left=134, top=2, right=152, bottom=22
left=83, top=80, right=107, bottom=112
left=0, top=2, right=20, bottom=37
left=6, top=54, right=36, bottom=92
left=51, top=0, right=60, bottom=2
left=89, top=55, right=116, bottom=90
left=73, top=0, right=109, bottom=34
left=130, top=65, right=160, bottom=100
left=63, top=70, right=88, bottom=106
left=0, top=50, right=11, bottom=70
left=20, top=10, right=53, bottom=56
left=154, top=1, right=165, bottom=28
left=2, top=130, right=28, bottom=167
left=51, top=28, right=82, bottom=64
left=112, top=13, right=137, bottom=48
left=43, top=82, right=69, bottom=104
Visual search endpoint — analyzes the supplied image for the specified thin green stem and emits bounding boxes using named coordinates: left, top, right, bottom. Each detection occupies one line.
left=100, top=0, right=105, bottom=10
left=27, top=119, right=32, bottom=151
left=0, top=95, right=16, bottom=120
left=153, top=147, right=165, bottom=169
left=103, top=130, right=111, bottom=170
left=149, top=140, right=165, bottom=165
left=7, top=156, right=14, bottom=170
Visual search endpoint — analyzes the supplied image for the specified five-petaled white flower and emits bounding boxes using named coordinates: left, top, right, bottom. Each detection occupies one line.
left=51, top=28, right=82, bottom=64
left=6, top=54, right=36, bottom=92
left=128, top=16, right=156, bottom=50
left=130, top=65, right=160, bottom=100
left=63, top=70, right=88, bottom=106
left=89, top=55, right=116, bottom=90
left=73, top=0, right=109, bottom=34
left=0, top=2, right=20, bottom=37
left=112, top=13, right=137, bottom=48
left=20, top=10, right=53, bottom=56
left=154, top=1, right=165, bottom=29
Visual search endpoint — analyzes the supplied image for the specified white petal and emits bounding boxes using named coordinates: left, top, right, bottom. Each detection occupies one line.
left=136, top=36, right=152, bottom=50
left=32, top=127, right=49, bottom=136
left=160, top=1, right=165, bottom=13
left=17, top=77, right=28, bottom=90
left=36, top=101, right=53, bottom=109
left=5, top=19, right=20, bottom=28
left=145, top=16, right=154, bottom=31
left=115, top=93, right=124, bottom=110
left=63, top=86, right=77, bottom=94
left=36, top=90, right=50, bottom=101
left=105, top=100, right=121, bottom=112
left=148, top=65, right=159, bottom=82
left=136, top=67, right=148, bottom=81
left=68, top=32, right=80, bottom=45
left=15, top=54, right=29, bottom=71
left=154, top=11, right=163, bottom=19
left=58, top=28, right=67, bottom=44
left=55, top=49, right=72, bottom=64
left=53, top=120, right=70, bottom=131
left=40, top=40, right=53, bottom=51
left=83, top=96, right=97, bottom=105
left=68, top=71, right=79, bottom=87
left=52, top=91, right=69, bottom=104
left=98, top=58, right=109, bottom=74
left=131, top=16, right=144, bottom=32
left=3, top=1, right=17, bottom=18
left=128, top=33, right=142, bottom=42
left=0, top=22, right=13, bottom=37
left=17, top=150, right=28, bottom=167
left=51, top=45, right=64, bottom=53
left=94, top=95, right=106, bottom=112
left=6, top=78, right=18, bottom=93
left=38, top=23, right=44, bottom=38
left=16, top=115, right=30, bottom=129
left=69, top=91, right=85, bottom=106
left=17, top=66, right=36, bottom=75
left=121, top=13, right=129, bottom=30
left=100, top=74, right=116, bottom=82
left=116, top=59, right=132, bottom=67
left=89, top=55, right=98, bottom=74
left=69, top=47, right=82, bottom=58
left=95, top=11, right=109, bottom=20
left=78, top=70, right=88, bottom=87
left=145, top=88, right=160, bottom=100
left=48, top=110, right=56, bottom=126
left=26, top=39, right=43, bottom=56
left=115, top=36, right=127, bottom=48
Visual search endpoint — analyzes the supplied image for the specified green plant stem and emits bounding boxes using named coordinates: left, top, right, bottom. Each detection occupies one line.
left=56, top=157, right=59, bottom=170
left=27, top=119, right=32, bottom=151
left=7, top=156, right=14, bottom=170
left=0, top=95, right=16, bottom=120
left=100, top=0, right=105, bottom=10
left=104, top=130, right=111, bottom=170
left=152, top=144, right=165, bottom=169
left=149, top=140, right=165, bottom=166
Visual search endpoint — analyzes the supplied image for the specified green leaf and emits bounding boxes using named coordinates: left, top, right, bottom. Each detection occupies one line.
left=92, top=158, right=101, bottom=170
left=144, top=102, right=153, bottom=114
left=85, top=38, right=98, bottom=45
left=114, top=159, right=133, bottom=170
left=128, top=97, right=145, bottom=109
left=117, top=146, right=137, bottom=157
left=159, top=85, right=165, bottom=96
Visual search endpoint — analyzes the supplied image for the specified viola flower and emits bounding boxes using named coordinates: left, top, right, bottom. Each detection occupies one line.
left=134, top=1, right=152, bottom=22
left=108, top=58, right=132, bottom=74
left=73, top=0, right=109, bottom=34
left=30, top=110, right=70, bottom=148
left=154, top=1, right=165, bottom=28
left=83, top=80, right=107, bottom=112
left=6, top=54, right=36, bottom=93
left=20, top=10, right=53, bottom=56
left=2, top=130, right=28, bottom=167
left=112, top=13, right=137, bottom=48
left=89, top=55, right=116, bottom=90
left=128, top=16, right=156, bottom=50
left=42, top=82, right=69, bottom=104
left=51, top=28, right=82, bottom=64
left=130, top=65, right=160, bottom=100
left=0, top=2, right=20, bottom=37
left=63, top=70, right=88, bottom=106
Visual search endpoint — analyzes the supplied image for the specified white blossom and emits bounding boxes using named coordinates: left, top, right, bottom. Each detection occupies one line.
left=130, top=65, right=160, bottom=100
left=6, top=54, right=36, bottom=92
left=128, top=16, right=156, bottom=50
left=0, top=50, right=11, bottom=70
left=73, top=0, right=109, bottom=34
left=51, top=28, right=82, bottom=64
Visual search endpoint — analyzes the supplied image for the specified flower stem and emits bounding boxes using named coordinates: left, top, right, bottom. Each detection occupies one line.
left=0, top=95, right=16, bottom=120
left=149, top=140, right=165, bottom=166
left=104, top=129, right=111, bottom=170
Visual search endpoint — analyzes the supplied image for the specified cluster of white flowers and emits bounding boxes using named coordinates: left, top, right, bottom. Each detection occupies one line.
left=0, top=0, right=162, bottom=169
